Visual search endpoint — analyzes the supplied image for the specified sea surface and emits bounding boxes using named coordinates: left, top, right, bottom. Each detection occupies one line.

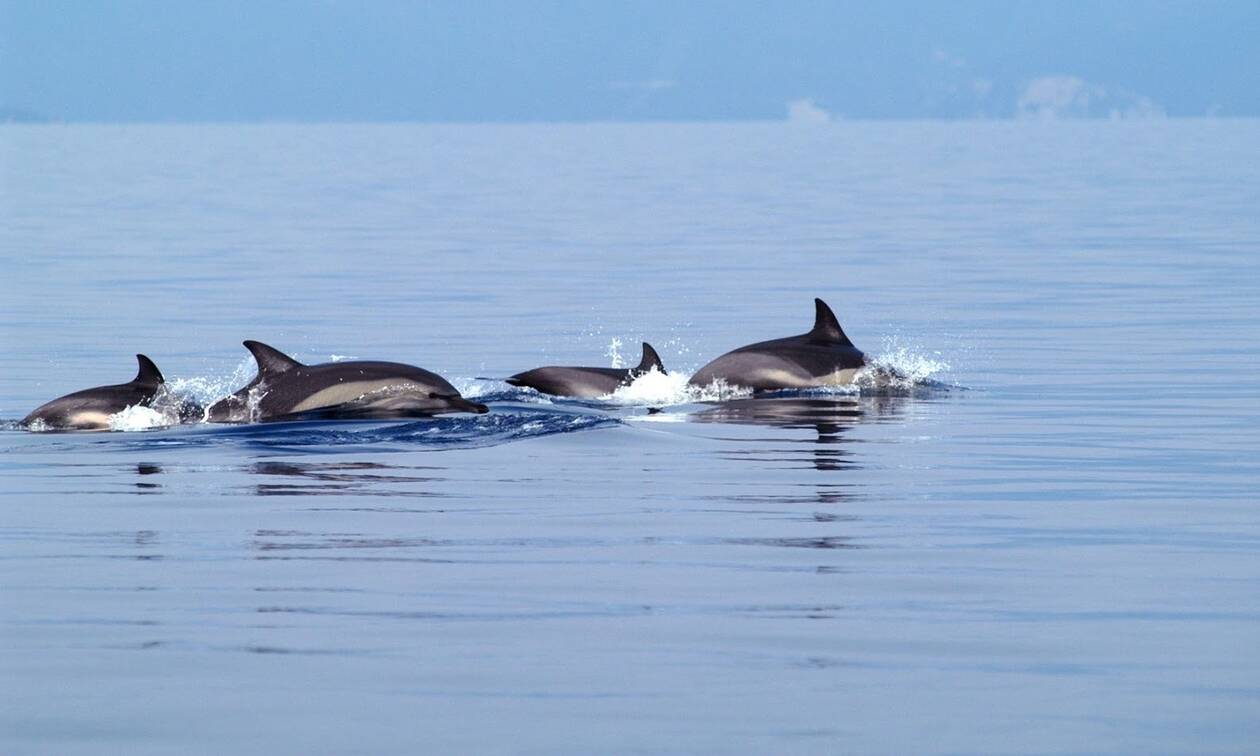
left=2, top=120, right=1258, bottom=754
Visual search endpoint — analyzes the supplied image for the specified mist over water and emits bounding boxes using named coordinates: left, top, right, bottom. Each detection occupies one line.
left=2, top=120, right=1258, bottom=754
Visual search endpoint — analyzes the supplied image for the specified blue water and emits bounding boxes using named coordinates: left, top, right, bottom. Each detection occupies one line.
left=2, top=120, right=1259, bottom=754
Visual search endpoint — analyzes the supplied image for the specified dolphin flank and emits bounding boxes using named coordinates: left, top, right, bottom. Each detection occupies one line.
left=506, top=342, right=666, bottom=398
left=688, top=298, right=867, bottom=391
left=22, top=355, right=169, bottom=431
left=206, top=340, right=489, bottom=422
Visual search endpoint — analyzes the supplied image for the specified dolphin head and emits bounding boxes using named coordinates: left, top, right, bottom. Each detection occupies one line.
left=428, top=392, right=490, bottom=415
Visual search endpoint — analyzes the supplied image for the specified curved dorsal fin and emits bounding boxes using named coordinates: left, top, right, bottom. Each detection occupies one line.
left=808, top=298, right=855, bottom=346
left=133, top=354, right=164, bottom=385
left=243, top=340, right=303, bottom=376
left=635, top=342, right=665, bottom=373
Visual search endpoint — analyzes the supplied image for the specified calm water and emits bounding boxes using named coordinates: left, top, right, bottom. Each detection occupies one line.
left=2, top=121, right=1258, bottom=754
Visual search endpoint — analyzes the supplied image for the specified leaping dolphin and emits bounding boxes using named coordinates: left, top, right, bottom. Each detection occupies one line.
left=689, top=298, right=867, bottom=391
left=206, top=341, right=488, bottom=422
left=22, top=355, right=170, bottom=431
left=506, top=342, right=666, bottom=398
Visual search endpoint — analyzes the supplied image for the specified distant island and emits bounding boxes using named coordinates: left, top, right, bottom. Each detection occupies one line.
left=0, top=106, right=51, bottom=123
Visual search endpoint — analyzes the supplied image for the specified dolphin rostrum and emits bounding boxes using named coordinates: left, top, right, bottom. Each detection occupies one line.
left=206, top=340, right=489, bottom=422
left=506, top=342, right=666, bottom=398
left=689, top=298, right=867, bottom=391
left=22, top=355, right=170, bottom=431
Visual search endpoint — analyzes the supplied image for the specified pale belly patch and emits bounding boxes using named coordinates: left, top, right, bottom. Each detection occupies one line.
left=289, top=380, right=424, bottom=413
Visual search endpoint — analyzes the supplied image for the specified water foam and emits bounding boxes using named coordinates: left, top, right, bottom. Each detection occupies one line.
left=605, top=337, right=626, bottom=369
left=855, top=338, right=953, bottom=393
left=167, top=356, right=258, bottom=407
left=604, top=369, right=752, bottom=406
left=604, top=368, right=691, bottom=405
left=23, top=418, right=51, bottom=433
left=107, top=405, right=169, bottom=432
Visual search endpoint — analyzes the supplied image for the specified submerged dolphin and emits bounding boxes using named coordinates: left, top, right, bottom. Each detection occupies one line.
left=506, top=342, right=666, bottom=398
left=23, top=355, right=170, bottom=431
left=206, top=341, right=488, bottom=422
left=689, top=298, right=867, bottom=391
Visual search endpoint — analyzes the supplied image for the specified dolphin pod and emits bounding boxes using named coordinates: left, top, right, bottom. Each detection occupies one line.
left=19, top=298, right=869, bottom=430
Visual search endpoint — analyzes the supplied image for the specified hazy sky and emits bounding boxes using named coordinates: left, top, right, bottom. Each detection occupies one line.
left=3, top=1, right=1257, bottom=122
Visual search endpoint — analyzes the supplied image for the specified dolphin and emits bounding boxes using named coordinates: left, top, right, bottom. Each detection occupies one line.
left=206, top=340, right=489, bottom=422
left=22, top=354, right=171, bottom=431
left=505, top=342, right=666, bottom=398
left=688, top=298, right=867, bottom=391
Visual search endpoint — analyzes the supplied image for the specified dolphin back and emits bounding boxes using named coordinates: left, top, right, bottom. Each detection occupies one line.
left=506, top=365, right=628, bottom=398
left=688, top=297, right=865, bottom=390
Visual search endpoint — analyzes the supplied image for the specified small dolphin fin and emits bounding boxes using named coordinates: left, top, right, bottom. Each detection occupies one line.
left=808, top=298, right=855, bottom=346
left=635, top=342, right=665, bottom=373
left=133, top=354, right=164, bottom=385
left=243, top=340, right=303, bottom=376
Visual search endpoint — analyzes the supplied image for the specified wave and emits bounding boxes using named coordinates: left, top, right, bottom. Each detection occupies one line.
left=8, top=404, right=618, bottom=453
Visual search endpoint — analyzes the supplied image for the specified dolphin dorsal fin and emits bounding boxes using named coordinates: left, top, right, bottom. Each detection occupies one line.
left=635, top=342, right=665, bottom=373
left=133, top=354, right=164, bottom=385
left=243, top=340, right=303, bottom=376
left=808, top=298, right=855, bottom=346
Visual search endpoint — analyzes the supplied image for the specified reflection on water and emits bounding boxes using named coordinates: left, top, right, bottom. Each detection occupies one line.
left=688, top=396, right=908, bottom=473
left=248, top=460, right=447, bottom=498
left=134, top=463, right=162, bottom=492
left=690, top=396, right=865, bottom=429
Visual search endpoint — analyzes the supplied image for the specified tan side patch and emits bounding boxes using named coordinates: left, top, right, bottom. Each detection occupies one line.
left=68, top=411, right=112, bottom=430
left=820, top=368, right=859, bottom=386
left=290, top=380, right=421, bottom=413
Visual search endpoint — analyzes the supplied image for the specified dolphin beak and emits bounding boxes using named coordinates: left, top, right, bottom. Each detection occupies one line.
left=446, top=395, right=490, bottom=414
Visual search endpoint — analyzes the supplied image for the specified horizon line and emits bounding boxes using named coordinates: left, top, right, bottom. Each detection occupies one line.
left=4, top=115, right=1257, bottom=127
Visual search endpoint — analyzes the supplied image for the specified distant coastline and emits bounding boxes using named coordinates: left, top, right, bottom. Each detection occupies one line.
left=0, top=106, right=50, bottom=123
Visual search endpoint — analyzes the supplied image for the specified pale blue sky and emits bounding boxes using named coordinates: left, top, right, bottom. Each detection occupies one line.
left=2, top=1, right=1257, bottom=122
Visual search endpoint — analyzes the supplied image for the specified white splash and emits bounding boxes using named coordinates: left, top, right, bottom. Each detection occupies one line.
left=108, top=404, right=169, bottom=432
left=854, top=339, right=952, bottom=391
left=168, top=356, right=257, bottom=406
left=605, top=368, right=689, bottom=405
left=605, top=338, right=626, bottom=369
left=454, top=379, right=492, bottom=399
left=605, top=369, right=752, bottom=407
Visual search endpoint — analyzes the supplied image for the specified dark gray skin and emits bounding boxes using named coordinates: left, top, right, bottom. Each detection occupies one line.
left=206, top=341, right=488, bottom=423
left=22, top=355, right=167, bottom=431
left=506, top=342, right=666, bottom=398
left=689, top=298, right=867, bottom=391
